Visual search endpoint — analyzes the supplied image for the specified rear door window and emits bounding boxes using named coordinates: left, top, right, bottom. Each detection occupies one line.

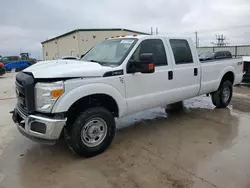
left=169, top=39, right=193, bottom=64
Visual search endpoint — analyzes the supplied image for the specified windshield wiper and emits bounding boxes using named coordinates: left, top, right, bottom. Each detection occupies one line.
left=88, top=59, right=104, bottom=65
left=89, top=59, right=99, bottom=63
left=88, top=59, right=111, bottom=66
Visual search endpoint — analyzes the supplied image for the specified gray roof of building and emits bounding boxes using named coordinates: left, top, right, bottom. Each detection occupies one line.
left=41, top=28, right=150, bottom=44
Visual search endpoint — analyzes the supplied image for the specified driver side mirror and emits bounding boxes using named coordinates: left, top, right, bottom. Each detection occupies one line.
left=127, top=53, right=155, bottom=74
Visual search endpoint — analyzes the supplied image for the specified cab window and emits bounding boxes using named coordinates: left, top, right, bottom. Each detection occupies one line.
left=170, top=39, right=193, bottom=64
left=130, top=39, right=168, bottom=66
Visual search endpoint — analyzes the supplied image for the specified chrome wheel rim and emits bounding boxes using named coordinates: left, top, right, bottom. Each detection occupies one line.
left=222, top=86, right=230, bottom=103
left=81, top=118, right=107, bottom=147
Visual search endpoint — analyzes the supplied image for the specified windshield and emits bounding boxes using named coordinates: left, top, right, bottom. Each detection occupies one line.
left=81, top=38, right=138, bottom=65
left=199, top=52, right=215, bottom=59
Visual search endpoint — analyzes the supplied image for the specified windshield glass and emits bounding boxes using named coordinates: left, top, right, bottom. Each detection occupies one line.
left=81, top=38, right=137, bottom=65
left=199, top=52, right=214, bottom=58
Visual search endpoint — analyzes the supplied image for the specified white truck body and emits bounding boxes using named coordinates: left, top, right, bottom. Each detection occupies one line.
left=12, top=35, right=244, bottom=157
left=26, top=35, right=243, bottom=117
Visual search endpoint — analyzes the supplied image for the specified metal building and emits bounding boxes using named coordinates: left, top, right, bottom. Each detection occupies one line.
left=41, top=28, right=150, bottom=60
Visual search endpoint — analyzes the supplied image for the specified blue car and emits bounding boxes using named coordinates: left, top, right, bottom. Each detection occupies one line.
left=4, top=60, right=30, bottom=71
left=0, top=56, right=33, bottom=72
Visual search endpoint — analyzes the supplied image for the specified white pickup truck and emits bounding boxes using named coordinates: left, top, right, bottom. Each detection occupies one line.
left=12, top=35, right=244, bottom=157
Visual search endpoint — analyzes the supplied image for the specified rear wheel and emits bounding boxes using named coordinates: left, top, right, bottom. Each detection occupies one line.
left=64, top=107, right=116, bottom=157
left=211, top=80, right=233, bottom=108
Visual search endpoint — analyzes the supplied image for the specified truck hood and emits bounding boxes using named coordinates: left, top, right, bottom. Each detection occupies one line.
left=23, top=60, right=113, bottom=78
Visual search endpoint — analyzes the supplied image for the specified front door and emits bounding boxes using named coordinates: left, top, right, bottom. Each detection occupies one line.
left=124, top=38, right=174, bottom=115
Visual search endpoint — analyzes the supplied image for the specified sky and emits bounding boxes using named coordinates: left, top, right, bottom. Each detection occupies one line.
left=1, top=0, right=250, bottom=59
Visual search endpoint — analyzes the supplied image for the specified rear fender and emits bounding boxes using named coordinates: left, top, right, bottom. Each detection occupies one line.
left=216, top=66, right=235, bottom=89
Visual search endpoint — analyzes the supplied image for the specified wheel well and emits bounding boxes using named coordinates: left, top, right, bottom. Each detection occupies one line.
left=65, top=94, right=119, bottom=130
left=221, top=71, right=234, bottom=85
left=66, top=94, right=119, bottom=123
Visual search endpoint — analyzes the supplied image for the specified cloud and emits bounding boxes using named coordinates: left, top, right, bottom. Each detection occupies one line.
left=1, top=0, right=250, bottom=59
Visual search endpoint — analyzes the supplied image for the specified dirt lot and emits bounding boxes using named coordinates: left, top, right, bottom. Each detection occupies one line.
left=1, top=73, right=250, bottom=188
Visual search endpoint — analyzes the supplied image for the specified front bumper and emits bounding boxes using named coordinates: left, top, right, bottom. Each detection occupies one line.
left=12, top=106, right=67, bottom=145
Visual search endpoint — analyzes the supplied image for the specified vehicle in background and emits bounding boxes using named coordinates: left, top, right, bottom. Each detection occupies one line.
left=0, top=62, right=6, bottom=76
left=243, top=56, right=250, bottom=83
left=12, top=35, right=244, bottom=158
left=0, top=56, right=20, bottom=64
left=199, top=51, right=232, bottom=61
left=20, top=53, right=37, bottom=65
left=56, top=56, right=79, bottom=60
left=0, top=53, right=37, bottom=72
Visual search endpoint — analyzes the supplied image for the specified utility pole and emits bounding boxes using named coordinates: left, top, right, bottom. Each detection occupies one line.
left=151, top=27, right=153, bottom=35
left=214, top=34, right=227, bottom=46
left=195, top=31, right=198, bottom=48
left=156, top=27, right=159, bottom=35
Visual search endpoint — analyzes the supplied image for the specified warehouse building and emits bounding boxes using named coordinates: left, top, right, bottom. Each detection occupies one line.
left=41, top=28, right=150, bottom=60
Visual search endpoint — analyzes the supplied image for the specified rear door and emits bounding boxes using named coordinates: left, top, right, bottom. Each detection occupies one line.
left=168, top=39, right=200, bottom=101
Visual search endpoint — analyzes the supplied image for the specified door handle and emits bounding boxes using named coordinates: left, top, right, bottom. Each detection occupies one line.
left=133, top=72, right=142, bottom=76
left=194, top=68, right=198, bottom=76
left=168, top=71, right=173, bottom=80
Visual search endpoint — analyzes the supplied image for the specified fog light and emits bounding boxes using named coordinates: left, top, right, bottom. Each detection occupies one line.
left=30, top=122, right=46, bottom=134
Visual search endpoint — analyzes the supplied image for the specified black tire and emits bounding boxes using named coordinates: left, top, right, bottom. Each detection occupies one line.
left=211, top=80, right=233, bottom=108
left=64, top=107, right=116, bottom=158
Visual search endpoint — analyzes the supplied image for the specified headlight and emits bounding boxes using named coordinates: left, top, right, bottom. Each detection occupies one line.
left=35, top=81, right=64, bottom=113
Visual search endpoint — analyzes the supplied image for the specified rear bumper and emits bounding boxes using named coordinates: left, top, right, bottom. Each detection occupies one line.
left=12, top=106, right=67, bottom=145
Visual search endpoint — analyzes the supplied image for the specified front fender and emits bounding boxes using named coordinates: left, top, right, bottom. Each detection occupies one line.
left=51, top=83, right=127, bottom=117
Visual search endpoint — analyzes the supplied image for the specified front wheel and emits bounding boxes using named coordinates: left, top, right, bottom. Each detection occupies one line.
left=211, top=80, right=233, bottom=108
left=64, top=107, right=116, bottom=157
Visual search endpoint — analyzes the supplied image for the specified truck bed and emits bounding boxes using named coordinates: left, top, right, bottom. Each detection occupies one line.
left=200, top=57, right=242, bottom=63
left=199, top=57, right=244, bottom=95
